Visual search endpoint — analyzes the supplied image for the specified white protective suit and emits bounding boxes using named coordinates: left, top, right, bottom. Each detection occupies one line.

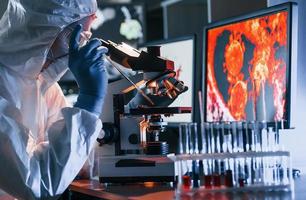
left=0, top=0, right=102, bottom=199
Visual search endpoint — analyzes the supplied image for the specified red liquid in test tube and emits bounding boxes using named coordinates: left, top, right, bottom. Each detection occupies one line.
left=204, top=175, right=213, bottom=188
left=182, top=175, right=191, bottom=189
left=213, top=174, right=221, bottom=187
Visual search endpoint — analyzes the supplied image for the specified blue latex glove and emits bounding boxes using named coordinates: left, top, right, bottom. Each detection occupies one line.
left=69, top=24, right=108, bottom=116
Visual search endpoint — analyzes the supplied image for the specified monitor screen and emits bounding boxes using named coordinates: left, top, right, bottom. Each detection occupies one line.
left=204, top=4, right=294, bottom=125
left=140, top=37, right=195, bottom=123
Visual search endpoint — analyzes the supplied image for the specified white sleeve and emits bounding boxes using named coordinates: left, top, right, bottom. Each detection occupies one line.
left=0, top=96, right=102, bottom=199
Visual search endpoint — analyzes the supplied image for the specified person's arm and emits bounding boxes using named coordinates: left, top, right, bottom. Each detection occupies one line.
left=46, top=84, right=97, bottom=180
left=0, top=95, right=102, bottom=199
left=0, top=24, right=108, bottom=199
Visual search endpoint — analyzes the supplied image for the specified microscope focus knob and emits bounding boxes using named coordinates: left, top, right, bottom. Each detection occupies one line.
left=97, top=123, right=119, bottom=146
left=128, top=133, right=139, bottom=144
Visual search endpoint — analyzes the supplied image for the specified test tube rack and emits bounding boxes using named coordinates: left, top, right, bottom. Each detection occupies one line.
left=172, top=121, right=294, bottom=197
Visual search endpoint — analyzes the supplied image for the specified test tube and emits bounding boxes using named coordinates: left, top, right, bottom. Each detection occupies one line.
left=245, top=157, right=252, bottom=185
left=188, top=123, right=199, bottom=154
left=250, top=129, right=256, bottom=152
left=274, top=121, right=280, bottom=151
left=261, top=121, right=268, bottom=152
left=231, top=122, right=238, bottom=153
left=233, top=158, right=245, bottom=187
left=268, top=126, right=275, bottom=151
left=237, top=122, right=244, bottom=152
left=262, top=157, right=268, bottom=185
left=180, top=159, right=191, bottom=190
left=192, top=160, right=200, bottom=188
left=254, top=157, right=261, bottom=185
left=212, top=123, right=222, bottom=188
left=281, top=155, right=289, bottom=185
left=178, top=123, right=191, bottom=190
left=224, top=122, right=232, bottom=153
left=187, top=124, right=194, bottom=154
left=220, top=122, right=225, bottom=153
left=250, top=157, right=256, bottom=184
left=220, top=160, right=226, bottom=185
left=238, top=159, right=246, bottom=187
left=259, top=157, right=264, bottom=185
left=250, top=121, right=260, bottom=152
left=204, top=159, right=213, bottom=188
left=254, top=121, right=262, bottom=152
left=213, top=159, right=221, bottom=187
left=200, top=122, right=207, bottom=154
left=225, top=169, right=234, bottom=187
left=271, top=156, right=277, bottom=185
left=279, top=120, right=285, bottom=151
left=179, top=123, right=188, bottom=154
left=233, top=158, right=239, bottom=186
left=244, top=121, right=250, bottom=151
left=225, top=158, right=234, bottom=187
left=182, top=174, right=191, bottom=190
left=177, top=160, right=183, bottom=187
left=198, top=160, right=204, bottom=186
left=269, top=156, right=276, bottom=185
left=209, top=122, right=215, bottom=153
left=270, top=156, right=277, bottom=185
left=214, top=122, right=221, bottom=153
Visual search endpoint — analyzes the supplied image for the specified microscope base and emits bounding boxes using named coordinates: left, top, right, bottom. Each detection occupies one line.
left=98, top=154, right=175, bottom=183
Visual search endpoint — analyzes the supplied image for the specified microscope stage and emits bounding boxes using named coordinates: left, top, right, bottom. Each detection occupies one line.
left=98, top=154, right=175, bottom=183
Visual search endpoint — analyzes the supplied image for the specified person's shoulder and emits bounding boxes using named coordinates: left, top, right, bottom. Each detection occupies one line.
left=45, top=83, right=65, bottom=98
left=45, top=83, right=68, bottom=108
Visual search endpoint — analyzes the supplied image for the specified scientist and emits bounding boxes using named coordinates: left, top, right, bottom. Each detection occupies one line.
left=0, top=0, right=107, bottom=199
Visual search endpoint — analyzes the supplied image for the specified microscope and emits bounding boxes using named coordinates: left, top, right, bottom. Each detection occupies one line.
left=97, top=40, right=191, bottom=183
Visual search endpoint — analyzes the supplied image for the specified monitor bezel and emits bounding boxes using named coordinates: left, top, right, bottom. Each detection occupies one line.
left=138, top=35, right=197, bottom=125
left=202, top=2, right=297, bottom=128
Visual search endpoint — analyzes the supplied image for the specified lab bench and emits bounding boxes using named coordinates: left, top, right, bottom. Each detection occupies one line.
left=65, top=176, right=306, bottom=200
left=0, top=176, right=304, bottom=199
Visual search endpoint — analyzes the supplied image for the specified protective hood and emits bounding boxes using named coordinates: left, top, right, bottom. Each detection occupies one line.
left=0, top=0, right=97, bottom=80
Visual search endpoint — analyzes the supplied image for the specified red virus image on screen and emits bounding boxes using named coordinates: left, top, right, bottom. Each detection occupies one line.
left=206, top=11, right=288, bottom=122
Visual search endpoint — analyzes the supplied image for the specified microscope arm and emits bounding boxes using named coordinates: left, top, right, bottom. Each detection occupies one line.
left=100, top=39, right=174, bottom=72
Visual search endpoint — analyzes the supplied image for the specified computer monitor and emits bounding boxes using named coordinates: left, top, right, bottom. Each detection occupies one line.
left=139, top=36, right=196, bottom=123
left=203, top=3, right=298, bottom=128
